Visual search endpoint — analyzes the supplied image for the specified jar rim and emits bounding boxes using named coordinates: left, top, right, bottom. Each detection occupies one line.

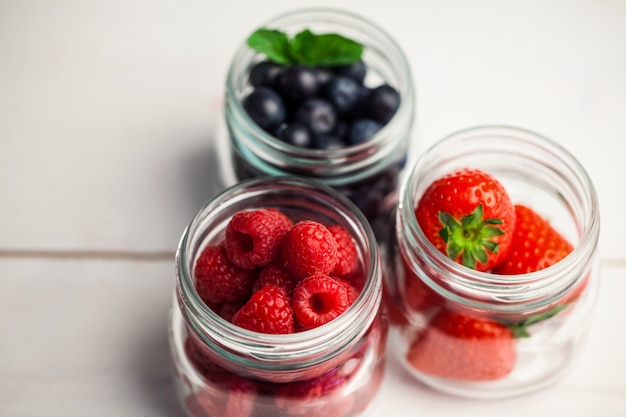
left=397, top=124, right=600, bottom=312
left=176, top=176, right=382, bottom=370
left=224, top=7, right=415, bottom=183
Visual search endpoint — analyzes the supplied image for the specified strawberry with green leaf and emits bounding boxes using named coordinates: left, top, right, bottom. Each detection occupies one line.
left=415, top=168, right=516, bottom=271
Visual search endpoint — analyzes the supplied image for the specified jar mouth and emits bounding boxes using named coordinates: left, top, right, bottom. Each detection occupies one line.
left=225, top=7, right=415, bottom=184
left=397, top=125, right=600, bottom=313
left=176, top=176, right=382, bottom=370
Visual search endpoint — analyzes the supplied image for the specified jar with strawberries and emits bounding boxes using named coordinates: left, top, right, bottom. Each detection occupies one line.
left=385, top=125, right=600, bottom=399
left=169, top=176, right=388, bottom=417
left=217, top=7, right=415, bottom=247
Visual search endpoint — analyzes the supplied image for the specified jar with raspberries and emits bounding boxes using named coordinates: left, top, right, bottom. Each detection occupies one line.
left=169, top=177, right=388, bottom=417
left=386, top=125, right=600, bottom=399
left=219, top=7, right=415, bottom=247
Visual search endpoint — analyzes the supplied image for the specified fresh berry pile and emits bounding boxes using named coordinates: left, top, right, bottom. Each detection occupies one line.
left=242, top=28, right=400, bottom=150
left=184, top=328, right=380, bottom=417
left=193, top=208, right=363, bottom=334
left=400, top=167, right=580, bottom=381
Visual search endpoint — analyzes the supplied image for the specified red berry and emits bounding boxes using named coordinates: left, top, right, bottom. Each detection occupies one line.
left=274, top=369, right=351, bottom=417
left=416, top=168, right=515, bottom=271
left=406, top=308, right=516, bottom=381
left=184, top=336, right=222, bottom=377
left=328, top=224, right=359, bottom=277
left=189, top=372, right=258, bottom=417
left=225, top=209, right=291, bottom=270
left=292, top=274, right=349, bottom=330
left=232, top=284, right=295, bottom=334
left=253, top=261, right=298, bottom=295
left=194, top=245, right=257, bottom=304
left=280, top=220, right=338, bottom=280
left=494, top=204, right=574, bottom=274
left=333, top=276, right=360, bottom=305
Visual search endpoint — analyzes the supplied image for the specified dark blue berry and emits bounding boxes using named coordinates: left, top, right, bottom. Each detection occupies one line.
left=311, top=133, right=345, bottom=150
left=363, top=84, right=400, bottom=124
left=279, top=65, right=319, bottom=102
left=323, top=76, right=361, bottom=115
left=275, top=123, right=312, bottom=148
left=333, top=59, right=367, bottom=83
left=249, top=61, right=284, bottom=88
left=314, top=67, right=335, bottom=87
left=242, top=87, right=286, bottom=132
left=294, top=98, right=337, bottom=135
left=347, top=118, right=382, bottom=145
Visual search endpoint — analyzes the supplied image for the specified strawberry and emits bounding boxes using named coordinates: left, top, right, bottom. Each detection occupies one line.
left=415, top=168, right=515, bottom=271
left=406, top=309, right=516, bottom=381
left=494, top=204, right=574, bottom=274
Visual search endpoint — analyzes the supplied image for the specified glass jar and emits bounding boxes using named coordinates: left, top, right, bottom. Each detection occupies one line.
left=385, top=125, right=600, bottom=399
left=219, top=7, right=415, bottom=245
left=169, top=176, right=388, bottom=417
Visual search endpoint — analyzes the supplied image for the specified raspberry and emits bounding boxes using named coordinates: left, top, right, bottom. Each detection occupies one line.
left=252, top=261, right=298, bottom=295
left=292, top=275, right=349, bottom=330
left=328, top=224, right=359, bottom=277
left=189, top=372, right=258, bottom=417
left=280, top=220, right=338, bottom=280
left=332, top=277, right=359, bottom=305
left=184, top=336, right=222, bottom=377
left=225, top=209, right=291, bottom=270
left=194, top=245, right=257, bottom=304
left=275, top=369, right=350, bottom=417
left=232, top=284, right=295, bottom=334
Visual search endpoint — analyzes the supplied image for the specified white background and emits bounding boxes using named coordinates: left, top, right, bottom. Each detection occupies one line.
left=1, top=0, right=625, bottom=416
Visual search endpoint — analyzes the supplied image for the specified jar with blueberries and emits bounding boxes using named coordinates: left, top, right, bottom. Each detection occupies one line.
left=218, top=7, right=415, bottom=246
left=385, top=125, right=600, bottom=399
left=169, top=176, right=388, bottom=417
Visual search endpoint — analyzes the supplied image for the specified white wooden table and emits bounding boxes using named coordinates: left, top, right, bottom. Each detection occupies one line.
left=2, top=0, right=625, bottom=416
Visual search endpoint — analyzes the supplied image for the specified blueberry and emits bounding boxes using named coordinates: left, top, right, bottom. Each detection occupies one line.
left=333, top=59, right=367, bottom=83
left=249, top=61, right=284, bottom=88
left=311, top=133, right=345, bottom=150
left=347, top=118, right=382, bottom=145
left=275, top=123, right=312, bottom=148
left=279, top=65, right=319, bottom=102
left=242, top=87, right=286, bottom=132
left=363, top=84, right=400, bottom=124
left=314, top=67, right=335, bottom=87
left=323, top=76, right=362, bottom=115
left=294, top=98, right=337, bottom=135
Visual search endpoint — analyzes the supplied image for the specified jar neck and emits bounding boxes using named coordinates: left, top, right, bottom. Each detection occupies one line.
left=176, top=177, right=382, bottom=374
left=396, top=125, right=600, bottom=314
left=225, top=7, right=415, bottom=187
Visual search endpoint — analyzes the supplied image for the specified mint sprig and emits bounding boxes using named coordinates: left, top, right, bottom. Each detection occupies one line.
left=246, top=28, right=364, bottom=67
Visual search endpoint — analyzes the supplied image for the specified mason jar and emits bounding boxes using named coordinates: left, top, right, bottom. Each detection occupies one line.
left=385, top=125, right=600, bottom=399
left=169, top=176, right=388, bottom=417
left=218, top=7, right=415, bottom=246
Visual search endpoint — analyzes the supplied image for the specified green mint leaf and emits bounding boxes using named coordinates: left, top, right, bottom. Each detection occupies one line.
left=246, top=28, right=364, bottom=67
left=290, top=29, right=364, bottom=66
left=246, top=29, right=294, bottom=65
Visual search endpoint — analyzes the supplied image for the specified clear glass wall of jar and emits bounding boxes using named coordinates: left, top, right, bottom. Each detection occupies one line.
left=386, top=125, right=600, bottom=399
left=219, top=7, right=415, bottom=246
left=169, top=177, right=388, bottom=417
